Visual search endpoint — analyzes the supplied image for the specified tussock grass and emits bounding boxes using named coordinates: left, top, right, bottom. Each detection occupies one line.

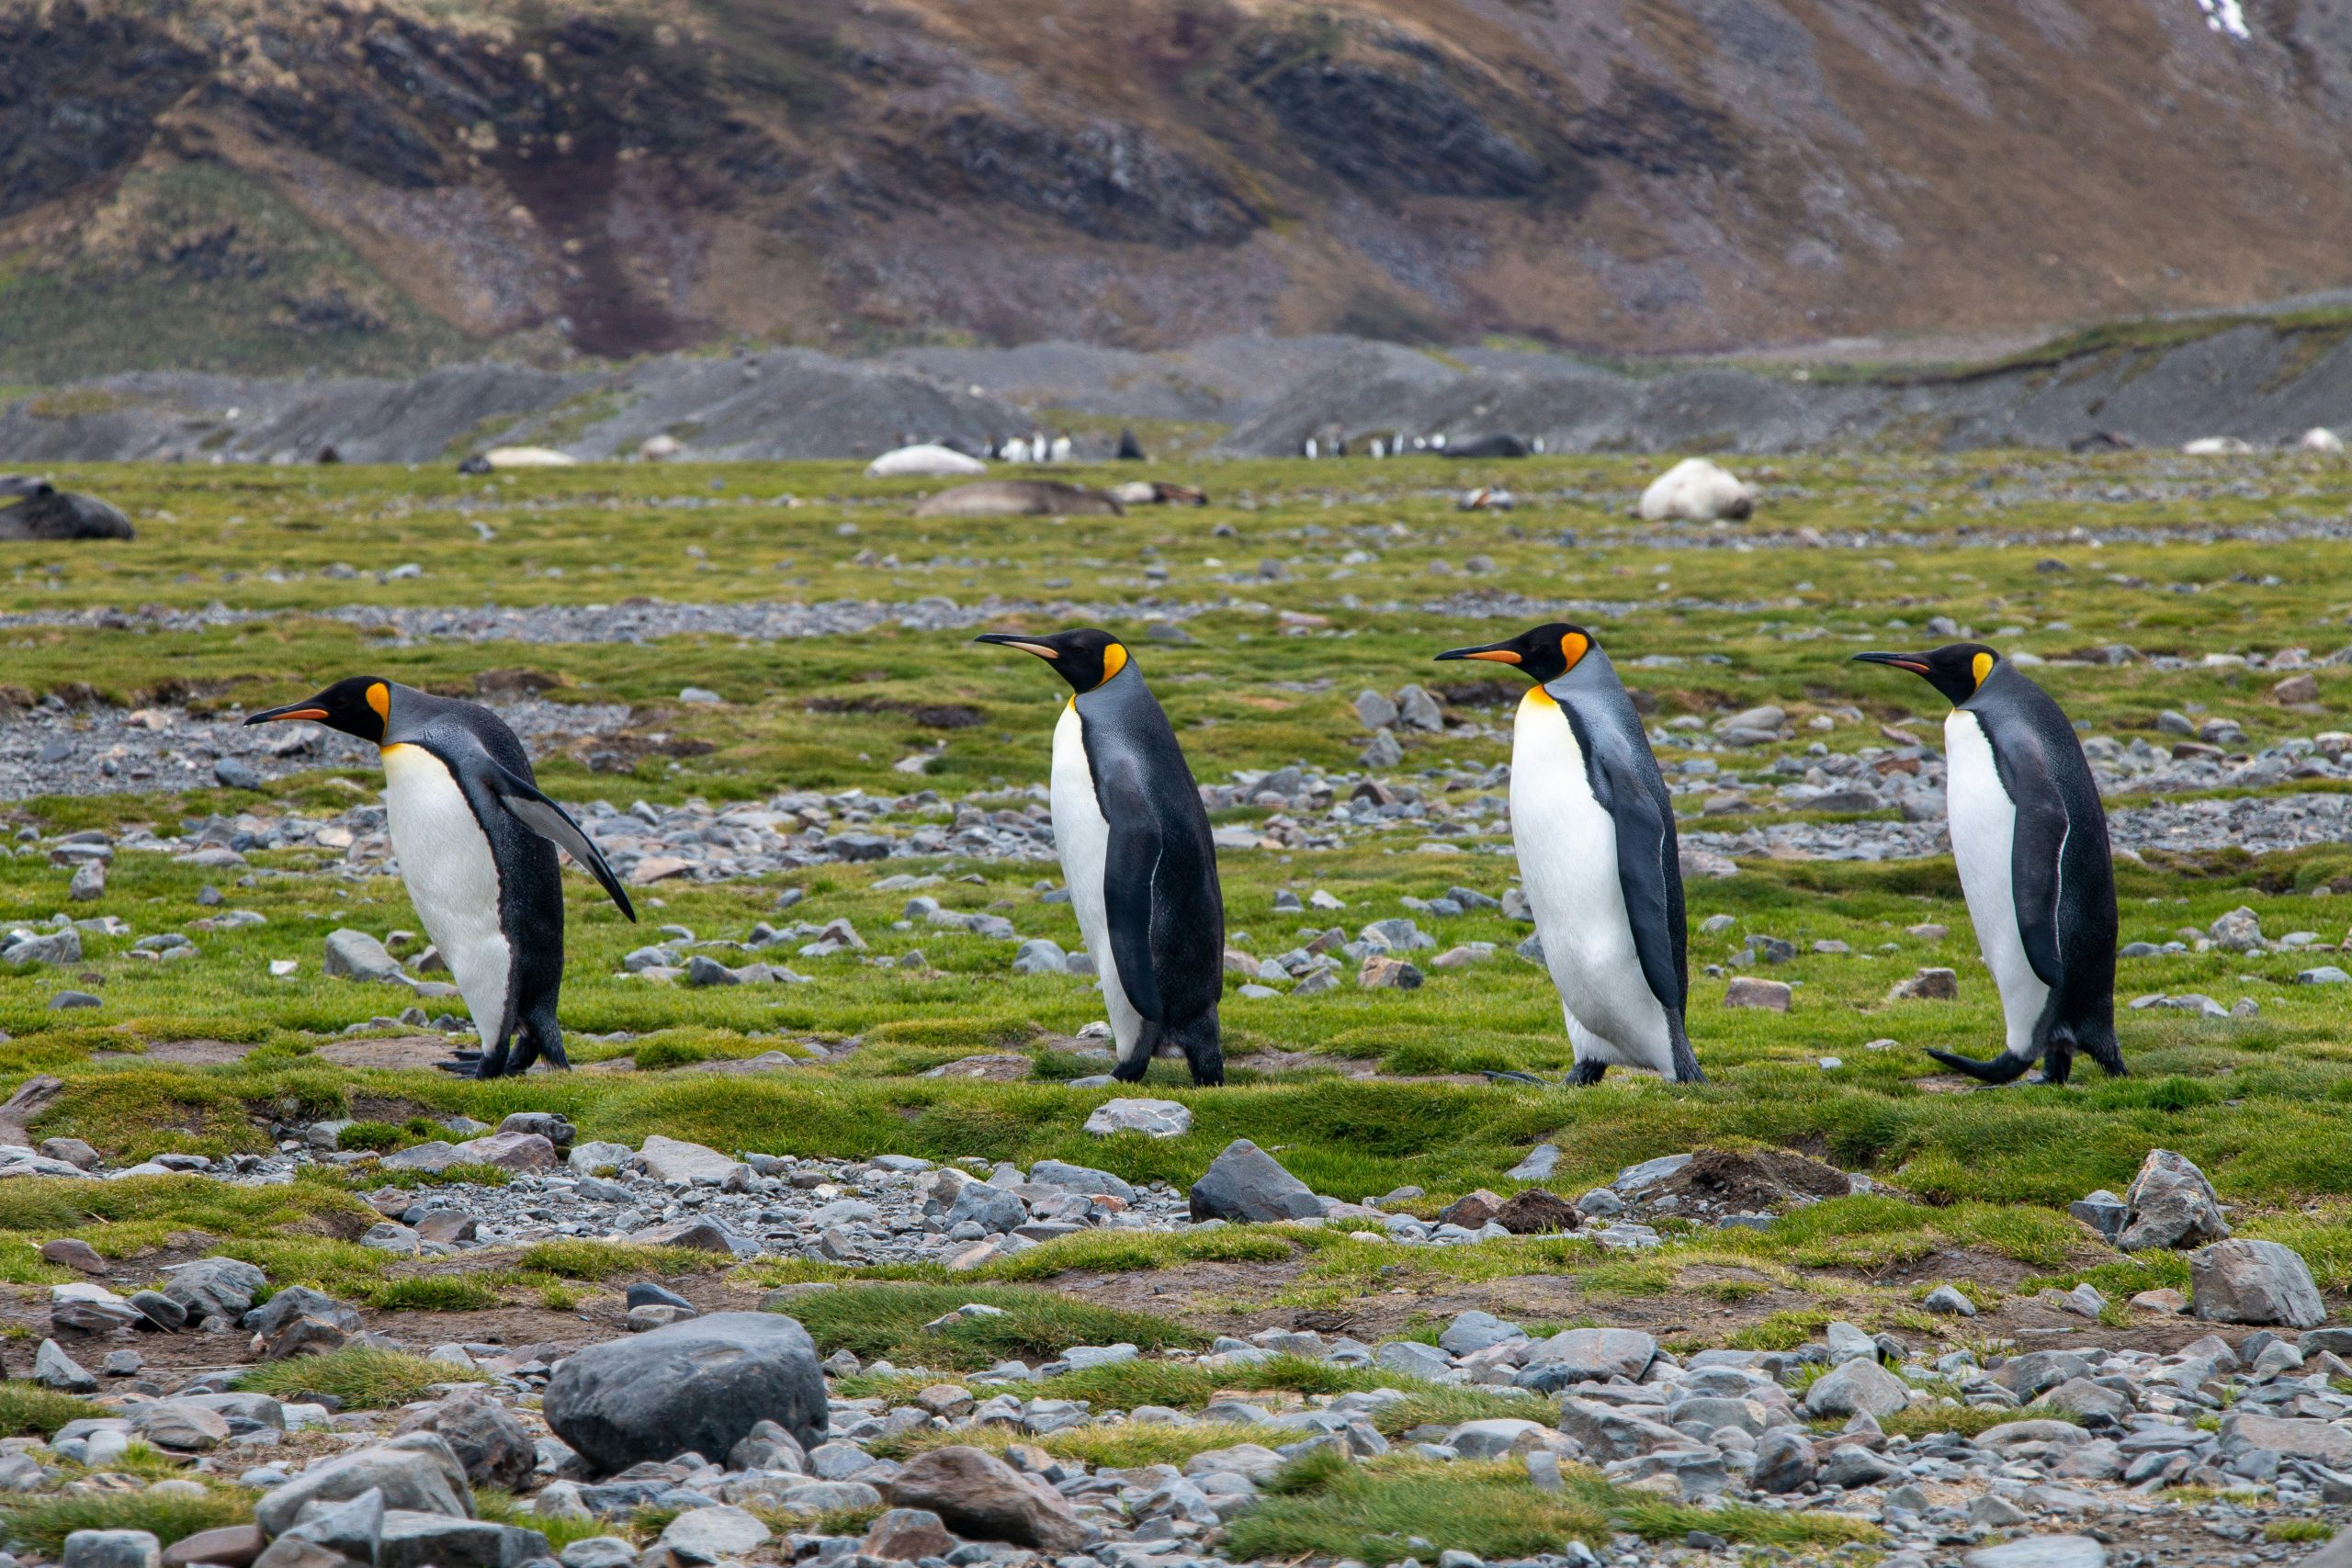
left=511, top=1240, right=736, bottom=1280
left=1228, top=1450, right=1878, bottom=1560
left=0, top=1382, right=101, bottom=1438
left=0, top=1487, right=257, bottom=1553
left=234, top=1348, right=486, bottom=1408
left=776, top=1283, right=1205, bottom=1370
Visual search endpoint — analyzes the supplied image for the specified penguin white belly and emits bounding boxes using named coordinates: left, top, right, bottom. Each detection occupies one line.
left=1049, top=703, right=1145, bottom=1061
left=1510, top=692, right=1673, bottom=1073
left=1944, top=710, right=2050, bottom=1055
left=382, top=744, right=515, bottom=1053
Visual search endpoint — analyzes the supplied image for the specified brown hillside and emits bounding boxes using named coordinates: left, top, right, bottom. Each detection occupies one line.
left=5, top=0, right=2352, bottom=376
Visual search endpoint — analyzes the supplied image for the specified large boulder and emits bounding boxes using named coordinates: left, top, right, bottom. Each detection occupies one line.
left=884, top=1446, right=1090, bottom=1550
left=254, top=1434, right=473, bottom=1537
left=1556, top=1399, right=1693, bottom=1462
left=2119, top=1150, right=2230, bottom=1250
left=393, top=1392, right=537, bottom=1491
left=2190, top=1239, right=2326, bottom=1327
left=1188, top=1140, right=1326, bottom=1223
left=543, top=1312, right=827, bottom=1475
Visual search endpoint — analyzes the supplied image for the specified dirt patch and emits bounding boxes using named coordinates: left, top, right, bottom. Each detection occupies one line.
left=317, top=1036, right=466, bottom=1071
left=805, top=696, right=987, bottom=729
left=93, top=1039, right=257, bottom=1066
left=1657, top=1147, right=1856, bottom=1214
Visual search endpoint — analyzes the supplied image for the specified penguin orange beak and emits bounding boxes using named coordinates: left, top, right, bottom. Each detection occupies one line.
left=1851, top=651, right=1932, bottom=675
left=1435, top=640, right=1521, bottom=664
left=972, top=633, right=1058, bottom=660
left=244, top=701, right=331, bottom=724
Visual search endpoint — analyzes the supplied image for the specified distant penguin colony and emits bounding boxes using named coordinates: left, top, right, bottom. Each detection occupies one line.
left=976, top=630, right=1227, bottom=1086
left=247, top=679, right=638, bottom=1079
left=1438, top=625, right=1701, bottom=1085
left=1854, top=646, right=2122, bottom=1085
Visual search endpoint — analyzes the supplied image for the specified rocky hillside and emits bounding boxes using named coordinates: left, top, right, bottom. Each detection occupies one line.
left=10, top=0, right=2352, bottom=378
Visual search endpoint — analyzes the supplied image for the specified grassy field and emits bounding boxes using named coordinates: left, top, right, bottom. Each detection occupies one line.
left=0, top=446, right=2348, bottom=1367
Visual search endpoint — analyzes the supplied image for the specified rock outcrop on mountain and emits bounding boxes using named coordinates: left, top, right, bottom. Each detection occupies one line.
left=10, top=0, right=2352, bottom=378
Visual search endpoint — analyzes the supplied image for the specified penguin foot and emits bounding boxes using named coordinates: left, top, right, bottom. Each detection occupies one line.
left=433, top=1052, right=487, bottom=1078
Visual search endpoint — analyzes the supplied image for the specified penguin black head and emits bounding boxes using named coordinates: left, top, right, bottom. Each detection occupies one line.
left=1433, top=622, right=1598, bottom=683
left=1852, top=643, right=1998, bottom=706
left=244, top=677, right=395, bottom=743
left=973, top=628, right=1132, bottom=693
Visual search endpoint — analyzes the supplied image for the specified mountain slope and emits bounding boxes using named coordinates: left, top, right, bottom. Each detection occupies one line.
left=8, top=0, right=2352, bottom=377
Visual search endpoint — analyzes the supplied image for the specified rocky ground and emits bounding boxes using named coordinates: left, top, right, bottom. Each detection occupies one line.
left=14, top=1132, right=2350, bottom=1568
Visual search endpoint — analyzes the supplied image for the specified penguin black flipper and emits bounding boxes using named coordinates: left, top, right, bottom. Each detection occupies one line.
left=1988, top=730, right=2071, bottom=990
left=1098, top=767, right=1170, bottom=1061
left=1582, top=716, right=1702, bottom=1084
left=477, top=756, right=639, bottom=921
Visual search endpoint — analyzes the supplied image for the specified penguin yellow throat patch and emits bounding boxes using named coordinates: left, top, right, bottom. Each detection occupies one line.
left=1521, top=684, right=1558, bottom=710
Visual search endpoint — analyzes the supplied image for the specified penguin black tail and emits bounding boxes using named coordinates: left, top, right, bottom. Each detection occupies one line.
left=1667, top=1019, right=1705, bottom=1086
left=1924, top=1046, right=2038, bottom=1085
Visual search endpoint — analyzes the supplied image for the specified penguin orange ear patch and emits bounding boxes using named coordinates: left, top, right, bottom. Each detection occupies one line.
left=366, top=682, right=390, bottom=724
left=1970, top=652, right=1994, bottom=689
left=1560, top=631, right=1590, bottom=671
left=1098, top=643, right=1128, bottom=686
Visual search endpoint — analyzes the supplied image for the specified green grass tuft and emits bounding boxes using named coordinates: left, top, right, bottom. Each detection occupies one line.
left=0, top=1487, right=257, bottom=1554
left=234, top=1348, right=487, bottom=1408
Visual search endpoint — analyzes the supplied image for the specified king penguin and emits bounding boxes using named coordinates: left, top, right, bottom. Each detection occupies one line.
left=975, top=628, right=1225, bottom=1086
left=1853, top=644, right=2122, bottom=1084
left=246, top=678, right=637, bottom=1077
left=1436, top=623, right=1702, bottom=1085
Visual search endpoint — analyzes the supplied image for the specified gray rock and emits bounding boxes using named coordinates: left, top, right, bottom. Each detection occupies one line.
left=215, top=758, right=265, bottom=791
left=1522, top=1327, right=1657, bottom=1385
left=68, top=861, right=104, bottom=901
left=1804, top=1359, right=1909, bottom=1419
left=164, top=1257, right=267, bottom=1323
left=559, top=1540, right=638, bottom=1568
left=277, top=1486, right=386, bottom=1563
left=1082, top=1098, right=1192, bottom=1137
left=638, top=1135, right=741, bottom=1185
left=2191, top=1238, right=2327, bottom=1327
left=2221, top=1410, right=2352, bottom=1468
left=1395, top=684, right=1444, bottom=732
left=1447, top=1418, right=1553, bottom=1459
left=2120, top=1149, right=2229, bottom=1250
left=1818, top=1444, right=1905, bottom=1488
left=2207, top=907, right=2264, bottom=952
left=684, top=954, right=740, bottom=987
left=1011, top=939, right=1067, bottom=976
left=322, top=930, right=403, bottom=982
left=62, top=1532, right=161, bottom=1568
left=657, top=1506, right=770, bottom=1564
left=1614, top=1154, right=1692, bottom=1191
left=1359, top=730, right=1404, bottom=769
left=374, top=1510, right=547, bottom=1568
left=542, top=1311, right=827, bottom=1475
left=1506, top=1144, right=1561, bottom=1182
left=134, top=1401, right=231, bottom=1450
left=392, top=1392, right=537, bottom=1491
left=34, top=1338, right=96, bottom=1392
left=946, top=1182, right=1027, bottom=1235
left=1374, top=1341, right=1453, bottom=1379
left=1749, top=1427, right=1815, bottom=1493
left=1963, top=1538, right=2108, bottom=1568
left=1026, top=1159, right=1136, bottom=1202
left=1438, top=1310, right=1523, bottom=1356
left=1922, top=1284, right=1978, bottom=1317
left=254, top=1433, right=474, bottom=1536
left=2068, top=1190, right=2128, bottom=1244
left=2033, top=1377, right=2132, bottom=1426
left=1556, top=1398, right=1691, bottom=1462
left=1189, top=1139, right=1326, bottom=1223
left=1354, top=691, right=1399, bottom=729
left=883, top=1444, right=1089, bottom=1550
left=1992, top=1350, right=2092, bottom=1399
